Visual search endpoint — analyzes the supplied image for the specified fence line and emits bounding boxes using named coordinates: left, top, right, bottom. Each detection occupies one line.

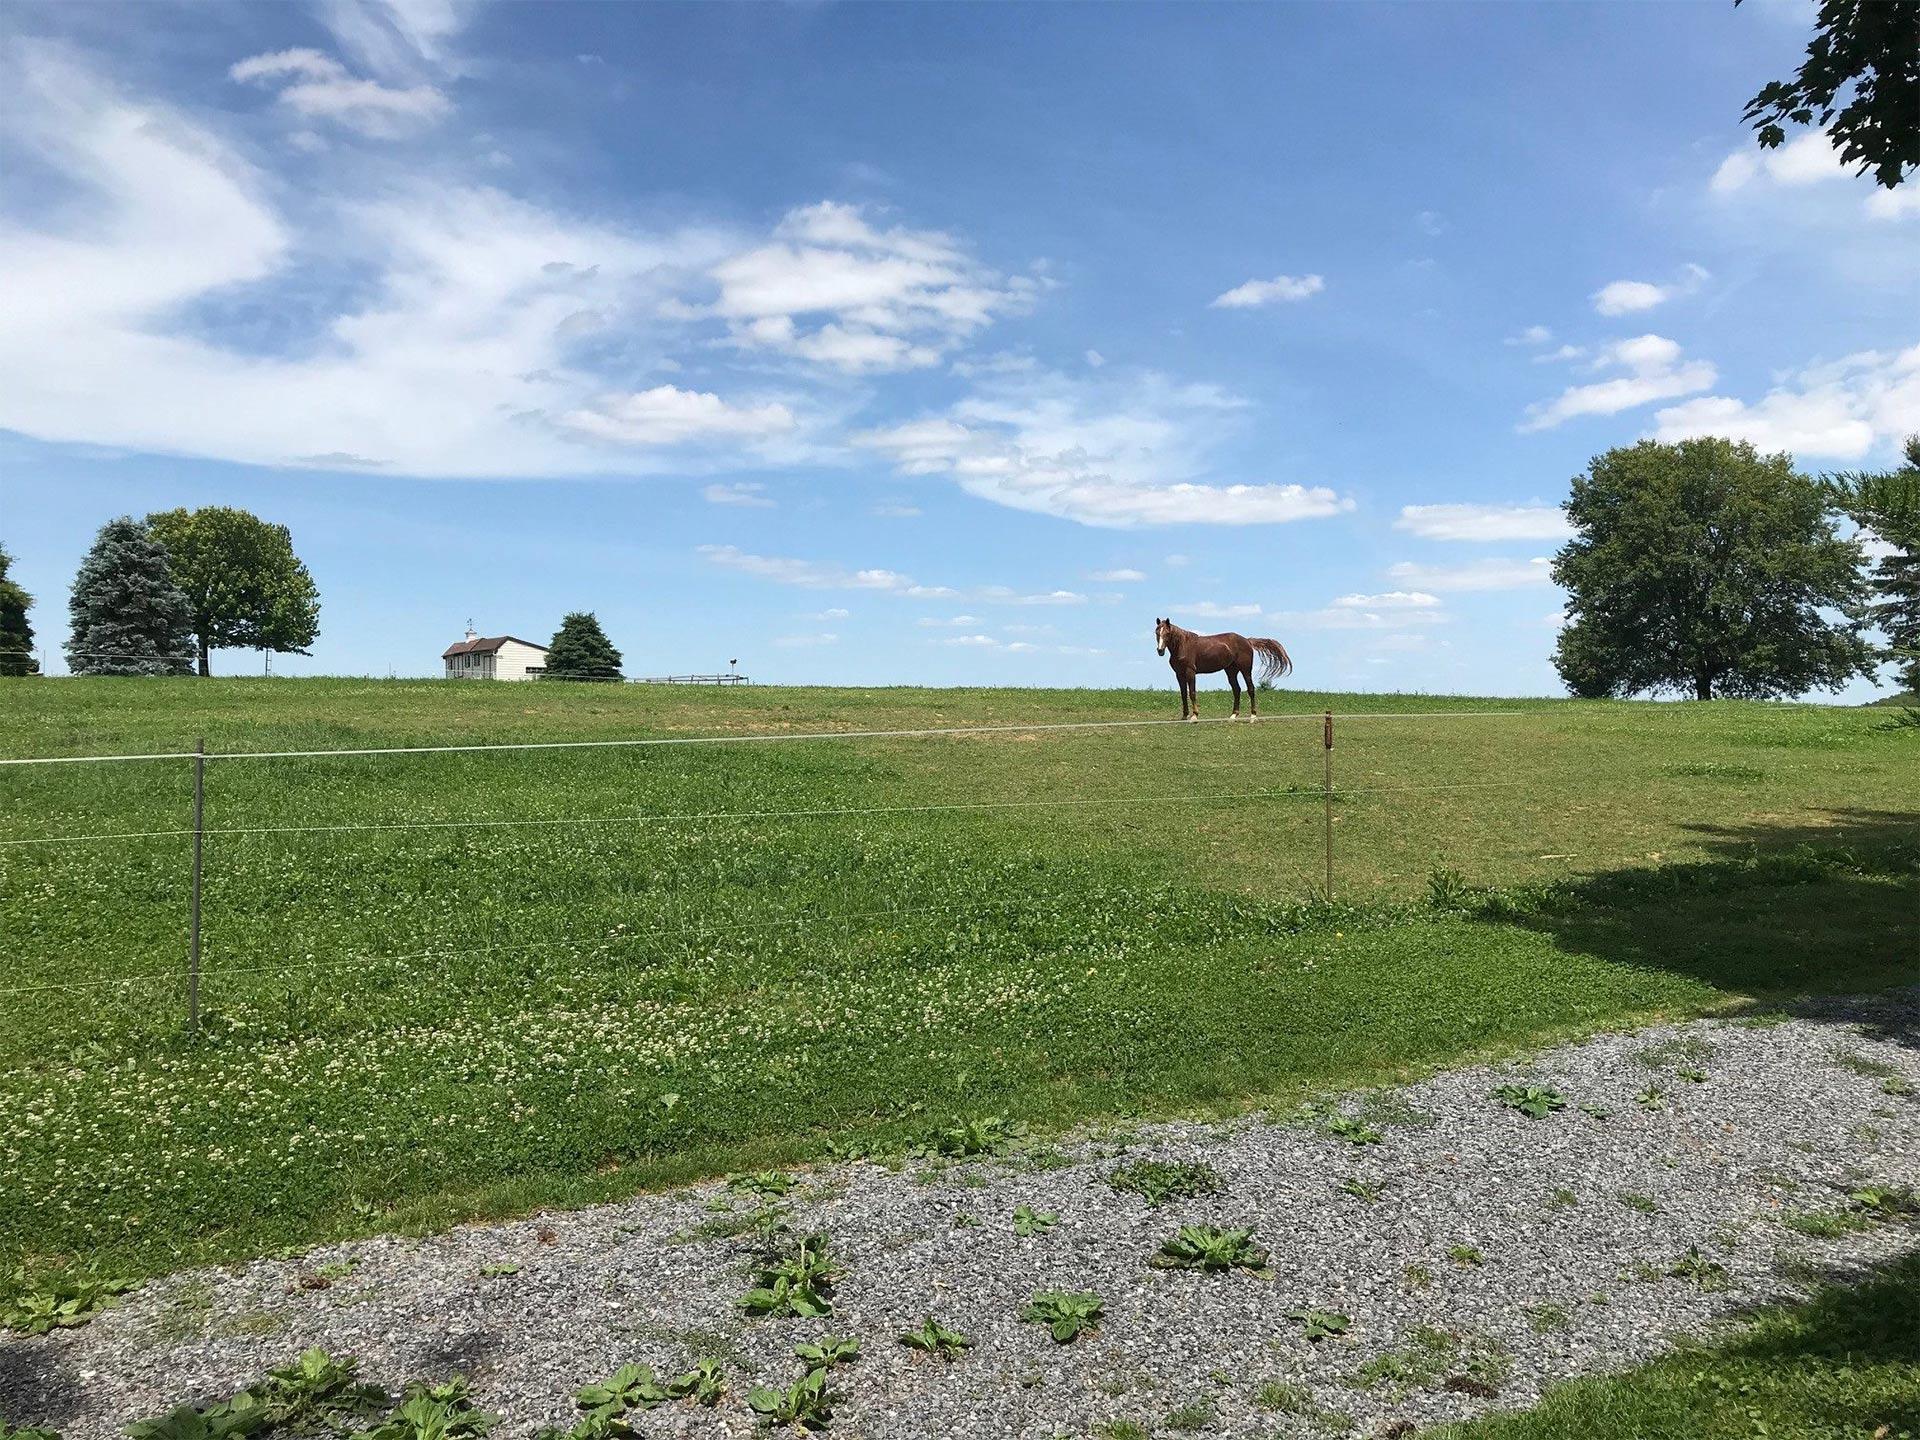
left=0, top=777, right=1529, bottom=849
left=0, top=710, right=1530, bottom=769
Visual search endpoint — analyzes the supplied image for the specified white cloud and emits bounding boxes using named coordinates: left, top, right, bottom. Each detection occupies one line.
left=855, top=368, right=1351, bottom=528
left=1164, top=554, right=1191, bottom=567
left=701, top=481, right=776, bottom=508
left=1089, top=568, right=1145, bottom=582
left=981, top=587, right=1088, bottom=606
left=1534, top=344, right=1587, bottom=364
left=1590, top=264, right=1708, bottom=317
left=1710, top=131, right=1850, bottom=193
left=1520, top=335, right=1716, bottom=431
left=1175, top=601, right=1263, bottom=619
left=1652, top=345, right=1920, bottom=460
left=807, top=607, right=850, bottom=620
left=0, top=44, right=767, bottom=479
left=1416, top=210, right=1447, bottom=237
left=1330, top=591, right=1443, bottom=609
left=1386, top=557, right=1555, bottom=591
left=1865, top=188, right=1920, bottom=222
left=1085, top=349, right=1106, bottom=368
left=872, top=501, right=922, bottom=518
left=702, top=201, right=1036, bottom=373
left=1209, top=273, right=1325, bottom=309
left=229, top=47, right=449, bottom=137
left=563, top=387, right=796, bottom=446
left=697, top=545, right=925, bottom=593
left=1395, top=504, right=1573, bottom=542
left=917, top=614, right=981, bottom=627
left=943, top=634, right=1000, bottom=647
left=1505, top=325, right=1553, bottom=347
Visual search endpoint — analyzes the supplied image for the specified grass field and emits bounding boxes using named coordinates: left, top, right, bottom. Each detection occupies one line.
left=1, top=679, right=1915, bottom=1282
left=1434, top=1250, right=1920, bottom=1440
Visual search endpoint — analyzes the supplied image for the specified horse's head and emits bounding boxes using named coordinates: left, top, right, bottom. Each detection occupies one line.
left=1154, top=617, right=1171, bottom=656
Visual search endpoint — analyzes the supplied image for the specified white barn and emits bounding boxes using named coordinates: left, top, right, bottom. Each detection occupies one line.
left=442, top=626, right=549, bottom=681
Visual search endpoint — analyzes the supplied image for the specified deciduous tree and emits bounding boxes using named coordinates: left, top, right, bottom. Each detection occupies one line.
left=1739, top=0, right=1920, bottom=189
left=66, top=517, right=193, bottom=677
left=1552, top=438, right=1874, bottom=701
left=145, top=507, right=321, bottom=676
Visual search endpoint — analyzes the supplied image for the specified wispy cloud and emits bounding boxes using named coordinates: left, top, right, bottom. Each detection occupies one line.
left=230, top=48, right=450, bottom=137
left=1395, top=504, right=1572, bottom=542
left=1519, top=335, right=1715, bottom=431
left=1089, top=568, right=1145, bottom=582
left=696, top=201, right=1038, bottom=373
left=702, top=481, right=777, bottom=507
left=565, top=388, right=796, bottom=446
left=855, top=368, right=1351, bottom=528
left=1209, top=273, right=1325, bottom=309
left=1386, top=557, right=1555, bottom=591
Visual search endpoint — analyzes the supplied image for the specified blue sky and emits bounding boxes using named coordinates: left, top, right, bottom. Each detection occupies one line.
left=1, top=0, right=1915, bottom=694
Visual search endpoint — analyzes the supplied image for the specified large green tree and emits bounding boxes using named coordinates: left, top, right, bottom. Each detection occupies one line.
left=0, top=544, right=39, bottom=676
left=66, top=517, right=194, bottom=677
left=544, top=612, right=624, bottom=682
left=1739, top=0, right=1920, bottom=189
left=145, top=507, right=320, bottom=676
left=1827, top=435, right=1920, bottom=694
left=1552, top=438, right=1875, bottom=701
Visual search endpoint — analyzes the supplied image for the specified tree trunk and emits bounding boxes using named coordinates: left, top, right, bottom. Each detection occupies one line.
left=1694, top=673, right=1713, bottom=701
left=197, top=639, right=210, bottom=677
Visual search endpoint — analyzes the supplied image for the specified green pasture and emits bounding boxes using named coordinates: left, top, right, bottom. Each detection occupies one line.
left=0, top=679, right=1913, bottom=1279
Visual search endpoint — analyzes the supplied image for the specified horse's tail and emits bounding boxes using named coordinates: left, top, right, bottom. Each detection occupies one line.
left=1250, top=637, right=1293, bottom=685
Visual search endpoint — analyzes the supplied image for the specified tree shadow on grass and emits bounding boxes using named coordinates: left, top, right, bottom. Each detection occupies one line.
left=1433, top=1245, right=1920, bottom=1439
left=1474, top=807, right=1919, bottom=1047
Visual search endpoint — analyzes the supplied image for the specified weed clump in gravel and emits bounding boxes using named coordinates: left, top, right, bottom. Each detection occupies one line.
left=1024, top=1291, right=1104, bottom=1343
left=899, top=1316, right=972, bottom=1361
left=1152, top=1225, right=1270, bottom=1274
left=736, top=1233, right=843, bottom=1318
left=1492, top=1084, right=1567, bottom=1118
left=1107, top=1159, right=1221, bottom=1207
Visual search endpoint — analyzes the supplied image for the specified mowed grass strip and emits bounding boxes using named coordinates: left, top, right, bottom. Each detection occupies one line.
left=0, top=679, right=1913, bottom=1278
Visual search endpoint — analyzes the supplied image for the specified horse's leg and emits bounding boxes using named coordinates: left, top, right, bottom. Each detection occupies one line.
left=1227, top=668, right=1242, bottom=720
left=1183, top=668, right=1198, bottom=721
left=1245, top=663, right=1259, bottom=720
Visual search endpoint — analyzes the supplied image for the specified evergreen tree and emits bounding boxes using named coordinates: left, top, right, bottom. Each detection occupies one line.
left=544, top=611, right=624, bottom=681
left=0, top=544, right=38, bottom=677
left=1828, top=435, right=1920, bottom=694
left=66, top=517, right=193, bottom=677
left=146, top=506, right=321, bottom=676
left=1552, top=438, right=1875, bottom=701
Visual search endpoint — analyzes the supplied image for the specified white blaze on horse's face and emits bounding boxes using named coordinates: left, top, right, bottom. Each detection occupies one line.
left=1154, top=623, right=1164, bottom=656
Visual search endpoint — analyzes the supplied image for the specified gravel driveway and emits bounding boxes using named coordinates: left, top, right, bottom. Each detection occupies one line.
left=6, top=991, right=1917, bottom=1438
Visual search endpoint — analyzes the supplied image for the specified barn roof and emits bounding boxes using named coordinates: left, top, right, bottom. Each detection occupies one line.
left=441, top=635, right=549, bottom=659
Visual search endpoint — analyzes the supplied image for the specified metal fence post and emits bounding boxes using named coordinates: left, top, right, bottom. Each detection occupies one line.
left=189, top=737, right=205, bottom=1032
left=1322, top=711, right=1334, bottom=901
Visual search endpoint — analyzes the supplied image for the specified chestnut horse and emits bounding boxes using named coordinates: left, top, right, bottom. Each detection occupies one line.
left=1154, top=617, right=1293, bottom=721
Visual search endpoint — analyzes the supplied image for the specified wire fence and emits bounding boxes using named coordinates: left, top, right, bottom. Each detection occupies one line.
left=1, top=704, right=1811, bottom=1039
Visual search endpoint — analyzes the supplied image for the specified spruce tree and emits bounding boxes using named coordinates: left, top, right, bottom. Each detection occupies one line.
left=0, top=544, right=38, bottom=676
left=66, top=517, right=193, bottom=677
left=544, top=611, right=624, bottom=682
left=1828, top=435, right=1920, bottom=695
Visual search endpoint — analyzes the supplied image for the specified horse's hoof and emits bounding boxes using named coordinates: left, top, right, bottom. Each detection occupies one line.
left=1185, top=715, right=1199, bottom=724
left=1248, top=714, right=1259, bottom=723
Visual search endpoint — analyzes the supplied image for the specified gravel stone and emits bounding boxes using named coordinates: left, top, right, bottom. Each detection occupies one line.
left=5, top=990, right=1916, bottom=1438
